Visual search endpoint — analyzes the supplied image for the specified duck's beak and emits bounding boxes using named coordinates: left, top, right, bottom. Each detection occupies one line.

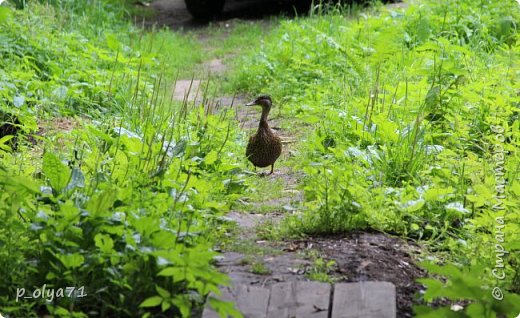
left=245, top=100, right=257, bottom=106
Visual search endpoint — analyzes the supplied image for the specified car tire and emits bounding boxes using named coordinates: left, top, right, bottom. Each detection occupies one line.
left=185, top=0, right=225, bottom=20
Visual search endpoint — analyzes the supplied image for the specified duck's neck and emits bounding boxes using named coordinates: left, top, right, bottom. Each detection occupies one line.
left=259, top=105, right=270, bottom=128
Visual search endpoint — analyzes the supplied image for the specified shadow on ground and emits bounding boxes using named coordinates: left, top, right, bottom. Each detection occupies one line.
left=137, top=0, right=305, bottom=30
left=137, top=0, right=401, bottom=30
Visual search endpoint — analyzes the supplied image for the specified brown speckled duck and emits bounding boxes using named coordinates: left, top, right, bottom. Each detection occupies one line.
left=245, top=95, right=282, bottom=175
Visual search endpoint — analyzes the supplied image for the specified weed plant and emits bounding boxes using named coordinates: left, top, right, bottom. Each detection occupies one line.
left=0, top=1, right=244, bottom=317
left=231, top=0, right=520, bottom=316
left=1, top=0, right=519, bottom=316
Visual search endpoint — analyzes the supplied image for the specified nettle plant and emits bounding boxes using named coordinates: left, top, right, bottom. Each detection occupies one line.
left=0, top=4, right=245, bottom=316
left=0, top=1, right=255, bottom=317
left=1, top=88, right=245, bottom=317
left=414, top=261, right=520, bottom=318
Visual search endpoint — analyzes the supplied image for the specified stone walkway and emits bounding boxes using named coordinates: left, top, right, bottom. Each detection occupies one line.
left=171, top=75, right=401, bottom=318
left=203, top=281, right=396, bottom=318
left=163, top=2, right=412, bottom=315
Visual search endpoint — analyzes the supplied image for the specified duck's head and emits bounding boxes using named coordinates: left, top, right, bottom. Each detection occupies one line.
left=246, top=95, right=272, bottom=110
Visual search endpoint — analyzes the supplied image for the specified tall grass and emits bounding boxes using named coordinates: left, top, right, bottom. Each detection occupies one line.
left=0, top=1, right=246, bottom=317
left=230, top=0, right=520, bottom=315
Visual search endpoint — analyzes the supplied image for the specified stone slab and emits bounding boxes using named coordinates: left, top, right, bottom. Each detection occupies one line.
left=331, top=281, right=396, bottom=318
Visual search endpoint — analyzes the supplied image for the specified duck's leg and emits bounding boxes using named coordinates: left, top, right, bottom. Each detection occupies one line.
left=269, top=164, right=274, bottom=175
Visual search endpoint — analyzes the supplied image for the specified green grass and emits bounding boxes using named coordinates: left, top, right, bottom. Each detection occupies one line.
left=304, top=250, right=337, bottom=283
left=135, top=29, right=206, bottom=79
left=250, top=261, right=272, bottom=275
left=228, top=0, right=520, bottom=316
left=205, top=21, right=274, bottom=56
left=1, top=0, right=520, bottom=317
left=0, top=1, right=245, bottom=317
left=224, top=237, right=284, bottom=256
left=236, top=176, right=286, bottom=209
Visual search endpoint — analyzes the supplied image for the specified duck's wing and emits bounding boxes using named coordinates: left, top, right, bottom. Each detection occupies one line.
left=246, top=134, right=257, bottom=158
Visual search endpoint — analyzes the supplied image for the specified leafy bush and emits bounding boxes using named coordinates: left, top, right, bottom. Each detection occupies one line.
left=0, top=103, right=245, bottom=316
left=0, top=1, right=244, bottom=317
left=415, top=261, right=520, bottom=317
left=231, top=0, right=520, bottom=314
left=0, top=1, right=201, bottom=117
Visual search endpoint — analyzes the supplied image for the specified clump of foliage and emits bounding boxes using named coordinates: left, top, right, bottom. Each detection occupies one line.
left=415, top=261, right=520, bottom=317
left=231, top=0, right=519, bottom=315
left=0, top=1, right=243, bottom=317
left=0, top=1, right=202, bottom=117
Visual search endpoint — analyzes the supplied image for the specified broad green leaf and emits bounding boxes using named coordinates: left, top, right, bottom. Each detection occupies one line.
left=42, top=152, right=70, bottom=193
left=94, top=233, right=114, bottom=253
left=86, top=188, right=116, bottom=217
left=0, top=135, right=14, bottom=151
left=172, top=296, right=191, bottom=318
left=416, top=278, right=444, bottom=301
left=506, top=240, right=520, bottom=250
left=157, top=267, right=178, bottom=277
left=158, top=267, right=185, bottom=283
left=139, top=296, right=162, bottom=308
left=465, top=194, right=486, bottom=207
left=132, top=215, right=160, bottom=237
left=510, top=181, right=520, bottom=196
left=465, top=302, right=489, bottom=318
left=53, top=306, right=72, bottom=316
left=424, top=187, right=453, bottom=202
left=4, top=174, right=41, bottom=193
left=205, top=150, right=218, bottom=165
left=57, top=253, right=84, bottom=269
left=60, top=200, right=80, bottom=221
left=401, top=199, right=425, bottom=212
left=416, top=17, right=431, bottom=43
left=156, top=286, right=171, bottom=298
left=161, top=300, right=172, bottom=312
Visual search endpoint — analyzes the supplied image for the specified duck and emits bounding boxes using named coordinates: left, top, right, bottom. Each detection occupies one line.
left=245, top=95, right=282, bottom=175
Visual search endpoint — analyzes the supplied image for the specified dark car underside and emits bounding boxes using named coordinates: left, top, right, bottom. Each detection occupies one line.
left=183, top=0, right=322, bottom=20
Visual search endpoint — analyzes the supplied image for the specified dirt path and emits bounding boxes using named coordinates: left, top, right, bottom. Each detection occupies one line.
left=143, top=1, right=423, bottom=316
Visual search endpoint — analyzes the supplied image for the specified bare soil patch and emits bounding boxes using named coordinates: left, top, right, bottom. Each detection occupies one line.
left=296, top=233, right=424, bottom=318
left=215, top=231, right=424, bottom=317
